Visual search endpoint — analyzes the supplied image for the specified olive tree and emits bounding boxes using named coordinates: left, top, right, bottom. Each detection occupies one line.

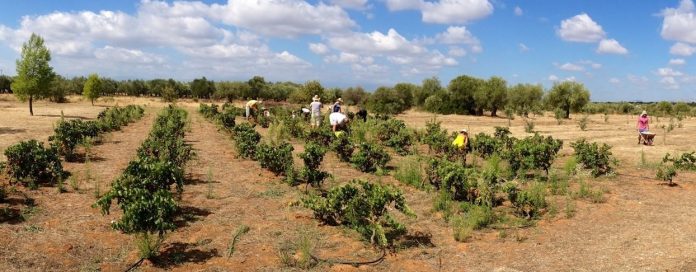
left=11, top=33, right=55, bottom=116
left=545, top=81, right=590, bottom=119
left=508, top=83, right=543, bottom=117
left=83, top=73, right=102, bottom=106
left=482, top=76, right=508, bottom=116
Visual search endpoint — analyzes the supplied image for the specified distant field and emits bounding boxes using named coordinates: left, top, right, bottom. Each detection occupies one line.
left=1, top=95, right=696, bottom=271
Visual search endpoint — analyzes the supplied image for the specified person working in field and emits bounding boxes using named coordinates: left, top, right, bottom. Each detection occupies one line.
left=452, top=129, right=470, bottom=161
left=331, top=98, right=343, bottom=113
left=245, top=99, right=262, bottom=123
left=310, top=95, right=323, bottom=127
left=329, top=111, right=349, bottom=133
left=636, top=110, right=654, bottom=145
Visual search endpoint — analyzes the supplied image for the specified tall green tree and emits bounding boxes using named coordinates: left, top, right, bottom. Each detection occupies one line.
left=482, top=76, right=508, bottom=116
left=0, top=75, right=12, bottom=93
left=545, top=81, right=591, bottom=119
left=415, top=76, right=442, bottom=107
left=507, top=83, right=544, bottom=117
left=11, top=33, right=55, bottom=116
left=448, top=75, right=484, bottom=115
left=343, top=86, right=369, bottom=106
left=247, top=76, right=267, bottom=99
left=393, top=82, right=417, bottom=109
left=366, top=87, right=408, bottom=115
left=190, top=76, right=215, bottom=99
left=83, top=73, right=102, bottom=105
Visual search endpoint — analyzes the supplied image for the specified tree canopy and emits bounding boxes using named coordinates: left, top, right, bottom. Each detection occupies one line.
left=83, top=73, right=102, bottom=105
left=11, top=33, right=55, bottom=115
left=545, top=81, right=591, bottom=118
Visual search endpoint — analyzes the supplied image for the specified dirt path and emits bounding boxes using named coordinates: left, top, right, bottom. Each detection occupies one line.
left=0, top=108, right=158, bottom=271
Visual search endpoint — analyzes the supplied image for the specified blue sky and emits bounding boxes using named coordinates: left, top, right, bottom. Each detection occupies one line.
left=0, top=0, right=695, bottom=101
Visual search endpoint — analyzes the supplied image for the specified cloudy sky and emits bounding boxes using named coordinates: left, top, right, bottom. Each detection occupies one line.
left=0, top=0, right=695, bottom=101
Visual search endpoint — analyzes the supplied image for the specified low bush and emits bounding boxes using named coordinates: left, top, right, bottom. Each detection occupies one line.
left=656, top=163, right=677, bottom=185
left=50, top=119, right=101, bottom=160
left=3, top=140, right=64, bottom=185
left=571, top=139, right=616, bottom=177
left=421, top=119, right=450, bottom=154
left=506, top=134, right=562, bottom=176
left=507, top=182, right=547, bottom=218
left=427, top=159, right=478, bottom=202
left=351, top=142, right=391, bottom=173
left=296, top=143, right=330, bottom=188
left=302, top=180, right=415, bottom=247
left=394, top=156, right=425, bottom=189
left=331, top=132, right=354, bottom=162
left=376, top=119, right=413, bottom=155
left=662, top=151, right=696, bottom=171
left=257, top=142, right=294, bottom=176
left=305, top=126, right=334, bottom=146
left=233, top=123, right=261, bottom=159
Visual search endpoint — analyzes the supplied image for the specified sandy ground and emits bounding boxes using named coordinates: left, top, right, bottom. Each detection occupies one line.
left=1, top=95, right=695, bottom=271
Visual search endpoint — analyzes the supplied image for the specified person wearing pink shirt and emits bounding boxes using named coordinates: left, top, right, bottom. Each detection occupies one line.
left=636, top=110, right=653, bottom=145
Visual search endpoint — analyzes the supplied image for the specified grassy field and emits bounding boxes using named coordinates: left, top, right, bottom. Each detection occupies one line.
left=1, top=94, right=696, bottom=271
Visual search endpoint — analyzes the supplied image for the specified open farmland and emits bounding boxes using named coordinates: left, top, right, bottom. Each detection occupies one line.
left=1, top=95, right=696, bottom=271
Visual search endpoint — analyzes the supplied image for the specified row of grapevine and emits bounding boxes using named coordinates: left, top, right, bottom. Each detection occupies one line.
left=95, top=106, right=193, bottom=260
left=198, top=105, right=414, bottom=249
left=50, top=105, right=145, bottom=161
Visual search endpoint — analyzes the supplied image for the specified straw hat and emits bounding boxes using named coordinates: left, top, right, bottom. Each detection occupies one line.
left=641, top=110, right=647, bottom=116
left=460, top=129, right=468, bottom=133
left=336, top=98, right=343, bottom=103
left=312, top=95, right=320, bottom=101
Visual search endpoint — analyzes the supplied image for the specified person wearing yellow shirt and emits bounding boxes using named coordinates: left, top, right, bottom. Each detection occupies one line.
left=452, top=129, right=469, bottom=162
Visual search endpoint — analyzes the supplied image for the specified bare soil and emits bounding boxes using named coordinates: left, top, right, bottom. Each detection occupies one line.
left=1, top=96, right=696, bottom=271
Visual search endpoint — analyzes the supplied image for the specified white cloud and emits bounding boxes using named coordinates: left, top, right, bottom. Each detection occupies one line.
left=627, top=74, right=649, bottom=83
left=609, top=77, right=620, bottom=84
left=661, top=0, right=696, bottom=44
left=421, top=0, right=494, bottom=24
left=661, top=76, right=680, bottom=89
left=448, top=46, right=467, bottom=57
left=669, top=58, right=686, bottom=65
left=330, top=0, right=369, bottom=10
left=548, top=74, right=559, bottom=81
left=518, top=43, right=529, bottom=52
left=670, top=42, right=696, bottom=56
left=514, top=6, right=523, bottom=16
left=559, top=62, right=584, bottom=72
left=657, top=67, right=684, bottom=77
left=211, top=0, right=356, bottom=37
left=596, top=39, right=628, bottom=54
left=385, top=0, right=423, bottom=10
left=557, top=13, right=606, bottom=43
left=328, top=28, right=425, bottom=55
left=309, top=43, right=330, bottom=55
left=564, top=76, right=577, bottom=82
left=385, top=0, right=494, bottom=24
left=94, top=46, right=164, bottom=64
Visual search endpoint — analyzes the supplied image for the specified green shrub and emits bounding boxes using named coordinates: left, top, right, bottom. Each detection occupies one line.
left=305, top=126, right=334, bottom=146
left=351, top=142, right=391, bottom=173
left=257, top=142, right=294, bottom=176
left=471, top=133, right=500, bottom=158
left=662, top=152, right=696, bottom=171
left=427, top=159, right=478, bottom=202
left=523, top=118, right=535, bottom=133
left=233, top=123, right=261, bottom=159
left=570, top=139, right=616, bottom=177
left=507, top=182, right=547, bottom=218
left=506, top=134, right=562, bottom=176
left=421, top=119, right=450, bottom=154
left=3, top=140, right=64, bottom=185
left=331, top=132, right=354, bottom=162
left=376, top=119, right=413, bottom=155
left=293, top=143, right=330, bottom=188
left=656, top=163, right=677, bottom=184
left=50, top=119, right=101, bottom=160
left=578, top=114, right=589, bottom=131
left=302, top=180, right=415, bottom=247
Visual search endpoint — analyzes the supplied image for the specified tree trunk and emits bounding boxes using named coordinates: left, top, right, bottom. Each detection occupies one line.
left=565, top=107, right=570, bottom=119
left=91, top=99, right=94, bottom=106
left=491, top=108, right=498, bottom=117
left=29, top=95, right=33, bottom=116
